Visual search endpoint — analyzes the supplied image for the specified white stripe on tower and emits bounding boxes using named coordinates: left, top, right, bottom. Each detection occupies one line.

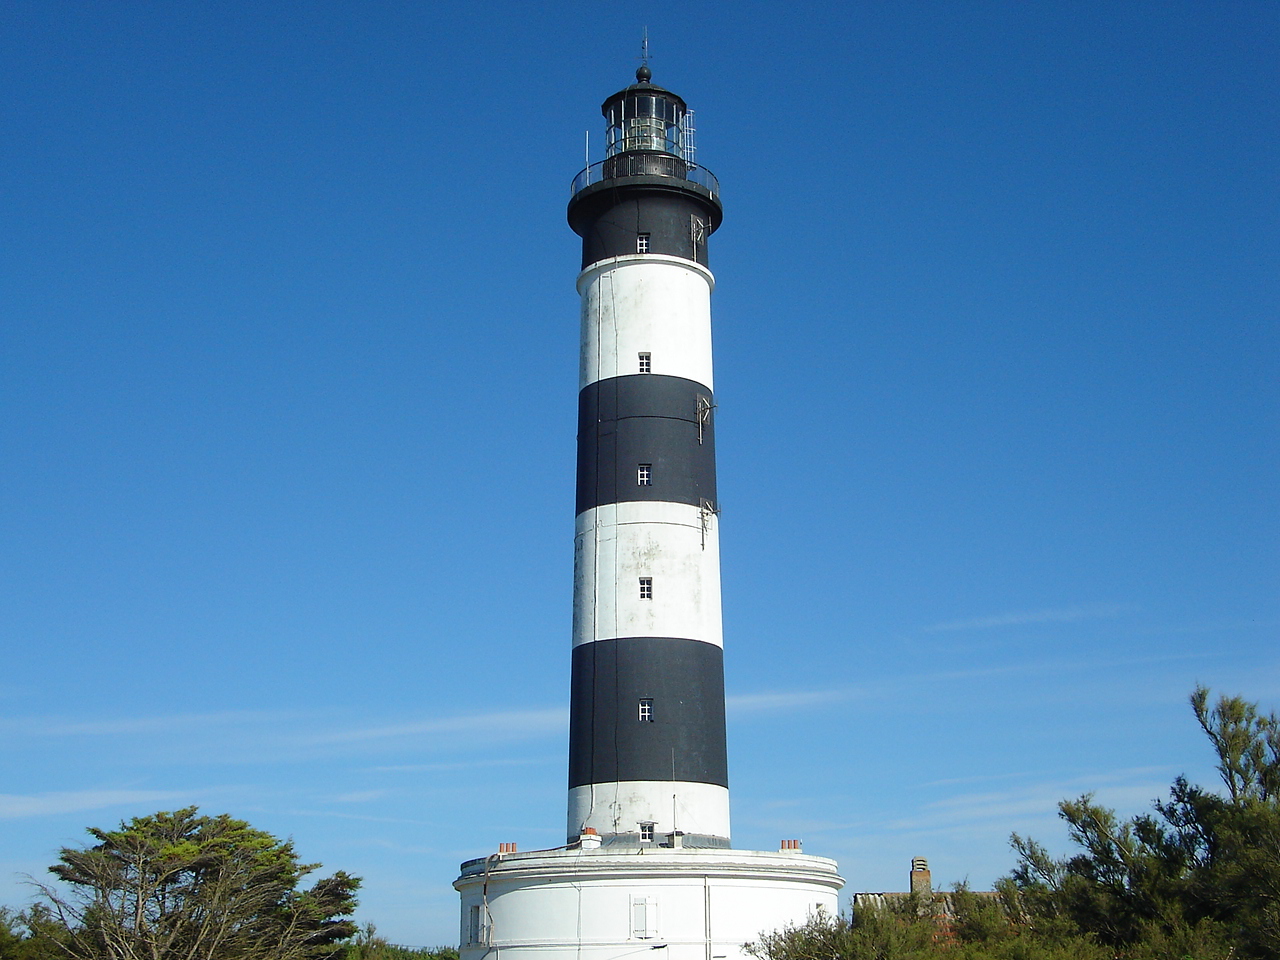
left=578, top=256, right=715, bottom=390
left=567, top=70, right=727, bottom=848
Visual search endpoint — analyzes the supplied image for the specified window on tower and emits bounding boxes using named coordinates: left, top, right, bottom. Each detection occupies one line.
left=639, top=577, right=653, bottom=600
left=637, top=233, right=651, bottom=254
left=638, top=352, right=652, bottom=373
left=640, top=821, right=655, bottom=841
left=639, top=698, right=653, bottom=722
left=637, top=463, right=652, bottom=486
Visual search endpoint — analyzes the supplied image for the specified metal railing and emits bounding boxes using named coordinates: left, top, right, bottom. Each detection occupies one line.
left=570, top=155, right=719, bottom=199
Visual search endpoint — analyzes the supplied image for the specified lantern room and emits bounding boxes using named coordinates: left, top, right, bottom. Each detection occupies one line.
left=602, top=65, right=688, bottom=158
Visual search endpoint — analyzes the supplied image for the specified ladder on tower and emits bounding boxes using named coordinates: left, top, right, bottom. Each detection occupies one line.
left=681, top=109, right=697, bottom=165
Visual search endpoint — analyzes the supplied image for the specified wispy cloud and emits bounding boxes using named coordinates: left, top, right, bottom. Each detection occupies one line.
left=921, top=770, right=1040, bottom=788
left=889, top=766, right=1176, bottom=832
left=0, top=790, right=192, bottom=820
left=295, top=708, right=567, bottom=746
left=330, top=790, right=389, bottom=804
left=368, top=757, right=555, bottom=773
left=738, top=765, right=1184, bottom=845
left=923, top=603, right=1139, bottom=633
left=0, top=706, right=567, bottom=762
left=0, top=711, right=299, bottom=738
left=727, top=688, right=855, bottom=715
left=284, top=809, right=440, bottom=826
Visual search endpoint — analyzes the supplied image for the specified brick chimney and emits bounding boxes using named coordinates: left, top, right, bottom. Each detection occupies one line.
left=909, top=857, right=931, bottom=896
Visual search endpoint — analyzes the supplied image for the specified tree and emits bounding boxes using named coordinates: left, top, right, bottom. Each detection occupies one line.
left=0, top=906, right=70, bottom=960
left=1007, top=686, right=1280, bottom=958
left=31, top=807, right=359, bottom=960
left=746, top=687, right=1278, bottom=960
left=744, top=895, right=1109, bottom=960
left=746, top=902, right=938, bottom=960
left=337, top=924, right=459, bottom=960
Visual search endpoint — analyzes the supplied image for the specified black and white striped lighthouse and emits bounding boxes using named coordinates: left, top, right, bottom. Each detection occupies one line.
left=566, top=64, right=728, bottom=848
left=455, top=67, right=842, bottom=960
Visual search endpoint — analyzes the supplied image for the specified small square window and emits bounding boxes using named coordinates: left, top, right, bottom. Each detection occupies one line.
left=639, top=698, right=653, bottom=722
left=638, top=352, right=652, bottom=374
left=637, top=463, right=652, bottom=486
left=639, top=577, right=653, bottom=600
left=637, top=233, right=651, bottom=254
left=640, top=821, right=655, bottom=841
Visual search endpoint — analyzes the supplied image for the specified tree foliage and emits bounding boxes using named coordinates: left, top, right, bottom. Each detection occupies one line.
left=748, top=687, right=1278, bottom=960
left=0, top=906, right=69, bottom=960
left=1006, top=685, right=1280, bottom=958
left=746, top=902, right=936, bottom=960
left=745, top=896, right=1108, bottom=960
left=335, top=924, right=459, bottom=960
left=31, top=807, right=359, bottom=960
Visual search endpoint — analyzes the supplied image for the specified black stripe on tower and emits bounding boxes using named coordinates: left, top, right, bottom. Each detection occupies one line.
left=569, top=636, right=728, bottom=788
left=577, top=374, right=716, bottom=516
left=568, top=148, right=722, bottom=268
left=572, top=188, right=716, bottom=269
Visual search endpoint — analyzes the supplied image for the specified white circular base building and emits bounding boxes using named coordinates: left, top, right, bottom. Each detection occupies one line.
left=455, top=844, right=843, bottom=960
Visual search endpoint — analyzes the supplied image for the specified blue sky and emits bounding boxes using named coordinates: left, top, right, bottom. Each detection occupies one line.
left=2, top=0, right=1276, bottom=947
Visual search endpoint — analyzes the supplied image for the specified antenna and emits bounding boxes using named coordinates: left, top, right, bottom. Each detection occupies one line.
left=635, top=28, right=653, bottom=84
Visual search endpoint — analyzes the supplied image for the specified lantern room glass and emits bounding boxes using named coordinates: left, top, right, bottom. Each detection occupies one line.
left=605, top=93, right=685, bottom=158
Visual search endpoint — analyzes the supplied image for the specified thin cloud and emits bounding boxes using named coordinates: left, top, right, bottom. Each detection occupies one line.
left=726, top=688, right=855, bottom=715
left=0, top=789, right=191, bottom=820
left=923, top=603, right=1139, bottom=633
left=296, top=708, right=568, bottom=746
left=736, top=764, right=1185, bottom=843
left=921, top=770, right=1039, bottom=788
left=330, top=790, right=389, bottom=804
left=0, top=707, right=568, bottom=772
left=1, top=711, right=300, bottom=738
left=899, top=765, right=1177, bottom=831
left=368, top=757, right=555, bottom=773
left=283, top=809, right=441, bottom=826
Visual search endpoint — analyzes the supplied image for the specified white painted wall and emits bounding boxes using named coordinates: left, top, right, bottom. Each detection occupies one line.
left=579, top=255, right=716, bottom=390
left=456, top=849, right=843, bottom=960
left=573, top=501, right=722, bottom=647
left=568, top=780, right=730, bottom=841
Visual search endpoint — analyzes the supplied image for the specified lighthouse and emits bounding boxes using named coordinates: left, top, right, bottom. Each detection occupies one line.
left=455, top=65, right=843, bottom=960
left=567, top=62, right=727, bottom=849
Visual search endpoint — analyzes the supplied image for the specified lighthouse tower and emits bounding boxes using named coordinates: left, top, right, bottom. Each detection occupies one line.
left=567, top=63, right=727, bottom=849
left=455, top=66, right=842, bottom=960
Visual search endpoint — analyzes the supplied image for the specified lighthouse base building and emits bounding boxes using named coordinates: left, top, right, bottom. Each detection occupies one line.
left=455, top=65, right=842, bottom=960
left=455, top=847, right=842, bottom=960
